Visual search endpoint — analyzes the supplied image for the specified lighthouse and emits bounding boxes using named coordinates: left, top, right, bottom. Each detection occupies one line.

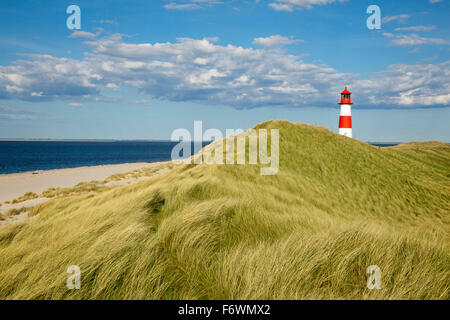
left=338, top=86, right=353, bottom=138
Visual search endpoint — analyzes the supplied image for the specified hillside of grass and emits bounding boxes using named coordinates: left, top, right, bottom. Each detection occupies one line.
left=0, top=120, right=448, bottom=300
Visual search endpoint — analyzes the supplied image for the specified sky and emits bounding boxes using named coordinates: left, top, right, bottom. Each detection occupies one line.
left=0, top=0, right=449, bottom=142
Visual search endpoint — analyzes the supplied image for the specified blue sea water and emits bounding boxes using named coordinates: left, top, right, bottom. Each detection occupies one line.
left=0, top=141, right=398, bottom=175
left=0, top=141, right=209, bottom=175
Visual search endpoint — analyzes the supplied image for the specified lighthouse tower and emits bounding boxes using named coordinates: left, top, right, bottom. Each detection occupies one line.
left=338, top=86, right=353, bottom=138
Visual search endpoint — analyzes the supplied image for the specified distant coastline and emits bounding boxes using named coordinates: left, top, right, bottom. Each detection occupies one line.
left=0, top=138, right=403, bottom=146
left=0, top=138, right=408, bottom=144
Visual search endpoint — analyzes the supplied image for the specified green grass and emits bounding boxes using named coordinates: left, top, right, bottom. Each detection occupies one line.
left=0, top=120, right=448, bottom=300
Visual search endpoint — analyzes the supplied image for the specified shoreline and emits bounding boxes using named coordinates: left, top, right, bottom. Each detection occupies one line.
left=0, top=139, right=175, bottom=142
left=0, top=161, right=155, bottom=177
left=0, top=161, right=172, bottom=206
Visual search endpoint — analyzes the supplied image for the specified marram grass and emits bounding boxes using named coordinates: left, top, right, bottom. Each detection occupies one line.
left=0, top=121, right=448, bottom=300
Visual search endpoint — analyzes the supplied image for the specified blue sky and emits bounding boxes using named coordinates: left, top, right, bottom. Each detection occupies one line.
left=0, top=0, right=449, bottom=142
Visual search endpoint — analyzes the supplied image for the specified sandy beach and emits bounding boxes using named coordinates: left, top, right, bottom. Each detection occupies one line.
left=0, top=161, right=174, bottom=227
left=0, top=162, right=168, bottom=205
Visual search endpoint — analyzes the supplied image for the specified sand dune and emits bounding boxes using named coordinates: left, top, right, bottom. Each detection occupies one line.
left=0, top=121, right=448, bottom=299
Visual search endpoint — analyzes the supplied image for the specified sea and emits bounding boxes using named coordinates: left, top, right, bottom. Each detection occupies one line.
left=0, top=141, right=399, bottom=175
left=0, top=141, right=211, bottom=175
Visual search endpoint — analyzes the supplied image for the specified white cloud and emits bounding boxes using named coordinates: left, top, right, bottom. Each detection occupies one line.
left=163, top=0, right=223, bottom=10
left=69, top=31, right=97, bottom=40
left=429, top=0, right=443, bottom=3
left=358, top=62, right=450, bottom=107
left=384, top=33, right=450, bottom=46
left=382, top=14, right=410, bottom=23
left=0, top=35, right=448, bottom=109
left=253, top=35, right=303, bottom=48
left=0, top=53, right=101, bottom=101
left=105, top=83, right=119, bottom=90
left=164, top=2, right=201, bottom=10
left=394, top=25, right=435, bottom=32
left=269, top=0, right=348, bottom=11
left=69, top=102, right=84, bottom=107
left=269, top=3, right=294, bottom=11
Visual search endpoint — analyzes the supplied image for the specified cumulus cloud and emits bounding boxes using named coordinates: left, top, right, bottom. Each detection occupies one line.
left=0, top=35, right=448, bottom=109
left=0, top=54, right=101, bottom=101
left=357, top=62, right=450, bottom=107
left=69, top=29, right=103, bottom=40
left=268, top=0, right=348, bottom=11
left=384, top=33, right=450, bottom=46
left=268, top=3, right=294, bottom=11
left=382, top=14, right=410, bottom=23
left=164, top=2, right=201, bottom=10
left=394, top=25, right=435, bottom=32
left=253, top=35, right=303, bottom=48
left=163, top=0, right=223, bottom=10
left=69, top=31, right=98, bottom=39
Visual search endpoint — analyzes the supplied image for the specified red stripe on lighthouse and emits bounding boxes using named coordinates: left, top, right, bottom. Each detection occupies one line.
left=339, top=116, right=352, bottom=129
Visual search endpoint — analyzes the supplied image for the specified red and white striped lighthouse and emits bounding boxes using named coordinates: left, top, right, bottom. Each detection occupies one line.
left=338, top=86, right=353, bottom=138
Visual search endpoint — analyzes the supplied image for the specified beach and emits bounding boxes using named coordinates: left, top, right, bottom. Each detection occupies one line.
left=0, top=162, right=170, bottom=212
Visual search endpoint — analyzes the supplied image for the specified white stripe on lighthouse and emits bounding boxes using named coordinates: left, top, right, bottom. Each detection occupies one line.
left=340, top=104, right=352, bottom=116
left=339, top=128, right=352, bottom=138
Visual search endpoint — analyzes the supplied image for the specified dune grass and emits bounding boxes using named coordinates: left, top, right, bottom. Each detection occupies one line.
left=41, top=181, right=107, bottom=199
left=11, top=192, right=39, bottom=204
left=0, top=207, right=30, bottom=223
left=0, top=120, right=448, bottom=300
left=39, top=162, right=175, bottom=199
left=3, top=207, right=30, bottom=217
left=103, top=162, right=175, bottom=183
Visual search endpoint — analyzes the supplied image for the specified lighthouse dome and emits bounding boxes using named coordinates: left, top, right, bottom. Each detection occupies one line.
left=341, top=86, right=352, bottom=95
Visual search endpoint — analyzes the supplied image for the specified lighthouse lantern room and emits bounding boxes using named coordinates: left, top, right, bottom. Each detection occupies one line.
left=338, top=86, right=353, bottom=138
